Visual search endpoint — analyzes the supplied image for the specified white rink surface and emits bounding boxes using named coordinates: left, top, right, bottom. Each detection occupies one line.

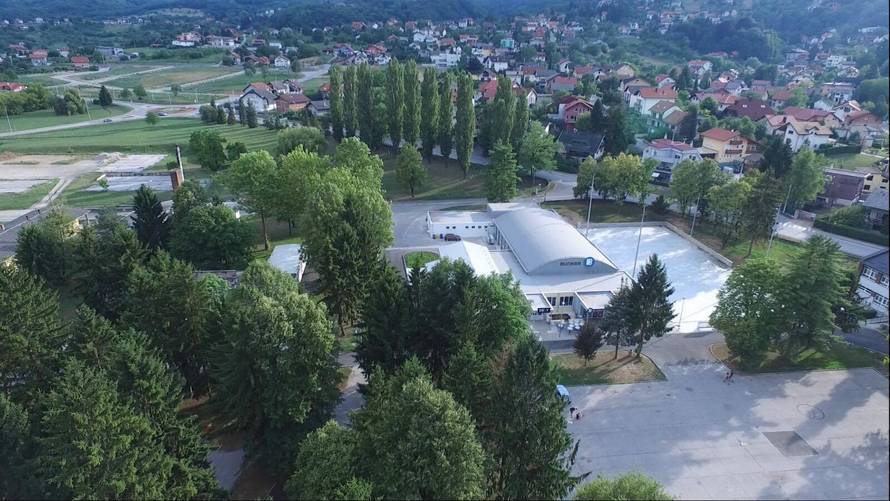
left=587, top=226, right=731, bottom=332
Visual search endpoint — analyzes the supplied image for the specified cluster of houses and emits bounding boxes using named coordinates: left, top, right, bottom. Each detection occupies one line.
left=3, top=42, right=128, bottom=67
left=239, top=79, right=330, bottom=116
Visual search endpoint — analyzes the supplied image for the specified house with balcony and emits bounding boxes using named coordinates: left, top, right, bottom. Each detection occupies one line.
left=643, top=139, right=702, bottom=183
left=856, top=249, right=889, bottom=315
left=698, top=128, right=758, bottom=164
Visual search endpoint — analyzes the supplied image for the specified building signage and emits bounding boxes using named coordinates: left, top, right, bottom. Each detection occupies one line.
left=584, top=257, right=595, bottom=267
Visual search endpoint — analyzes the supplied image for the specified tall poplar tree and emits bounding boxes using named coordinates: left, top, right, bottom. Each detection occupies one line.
left=357, top=64, right=376, bottom=149
left=490, top=76, right=516, bottom=148
left=385, top=60, right=403, bottom=150
left=342, top=65, right=358, bottom=138
left=454, top=73, right=476, bottom=178
left=329, top=66, right=344, bottom=141
left=402, top=60, right=420, bottom=146
left=437, top=73, right=454, bottom=162
left=420, top=67, right=440, bottom=161
left=511, top=97, right=529, bottom=150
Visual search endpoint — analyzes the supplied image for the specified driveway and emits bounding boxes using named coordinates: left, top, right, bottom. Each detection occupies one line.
left=568, top=332, right=889, bottom=500
left=774, top=214, right=887, bottom=259
left=390, top=198, right=486, bottom=247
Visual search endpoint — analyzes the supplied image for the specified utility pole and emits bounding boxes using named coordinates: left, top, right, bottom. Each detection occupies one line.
left=781, top=181, right=793, bottom=215
left=585, top=173, right=595, bottom=237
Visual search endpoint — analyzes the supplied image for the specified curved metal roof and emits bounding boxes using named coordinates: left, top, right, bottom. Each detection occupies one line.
left=493, top=208, right=617, bottom=275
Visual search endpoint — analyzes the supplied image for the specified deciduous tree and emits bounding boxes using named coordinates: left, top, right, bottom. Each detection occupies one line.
left=385, top=60, right=403, bottom=149
left=454, top=73, right=476, bottom=178
left=395, top=146, right=427, bottom=198
left=437, top=73, right=454, bottom=162
left=277, top=126, right=326, bottom=156
left=420, top=67, right=440, bottom=161
left=220, top=150, right=278, bottom=250
left=402, top=60, right=421, bottom=146
left=486, top=140, right=519, bottom=202
left=518, top=121, right=558, bottom=179
left=574, top=473, right=673, bottom=500
left=169, top=204, right=253, bottom=270
left=342, top=65, right=358, bottom=138
left=573, top=323, right=604, bottom=366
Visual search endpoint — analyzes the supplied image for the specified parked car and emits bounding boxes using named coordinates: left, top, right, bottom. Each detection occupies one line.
left=157, top=112, right=167, bottom=117
left=102, top=118, right=113, bottom=123
left=444, top=233, right=461, bottom=241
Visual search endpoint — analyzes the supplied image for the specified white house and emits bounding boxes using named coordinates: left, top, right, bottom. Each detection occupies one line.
left=426, top=210, right=493, bottom=240
left=239, top=86, right=276, bottom=112
left=431, top=52, right=460, bottom=68
left=772, top=118, right=834, bottom=152
left=628, top=87, right=678, bottom=116
left=856, top=250, right=889, bottom=315
left=643, top=139, right=702, bottom=182
left=273, top=55, right=290, bottom=68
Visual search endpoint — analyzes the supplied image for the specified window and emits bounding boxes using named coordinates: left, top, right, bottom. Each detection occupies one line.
left=547, top=297, right=557, bottom=306
left=863, top=267, right=878, bottom=280
left=874, top=294, right=889, bottom=308
left=558, top=296, right=574, bottom=307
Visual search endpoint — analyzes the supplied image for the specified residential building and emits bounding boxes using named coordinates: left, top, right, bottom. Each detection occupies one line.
left=70, top=55, right=90, bottom=68
left=273, top=55, right=290, bottom=68
left=818, top=169, right=866, bottom=207
left=548, top=75, right=578, bottom=93
left=762, top=115, right=833, bottom=152
left=863, top=169, right=889, bottom=196
left=0, top=82, right=27, bottom=92
left=699, top=128, right=757, bottom=164
left=643, top=139, right=702, bottom=183
left=29, top=49, right=48, bottom=66
left=722, top=99, right=774, bottom=121
left=275, top=93, right=310, bottom=113
left=628, top=87, right=678, bottom=115
left=239, top=85, right=276, bottom=112
left=687, top=59, right=713, bottom=78
left=856, top=250, right=889, bottom=315
left=557, top=129, right=606, bottom=161
left=863, top=189, right=889, bottom=230
left=556, top=97, right=593, bottom=131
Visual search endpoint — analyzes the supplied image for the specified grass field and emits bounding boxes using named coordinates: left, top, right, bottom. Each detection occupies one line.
left=381, top=152, right=488, bottom=201
left=552, top=352, right=666, bottom=386
left=825, top=152, right=884, bottom=171
left=0, top=105, right=129, bottom=133
left=104, top=66, right=241, bottom=90
left=1, top=118, right=279, bottom=156
left=300, top=77, right=329, bottom=95
left=130, top=47, right=229, bottom=64
left=0, top=179, right=58, bottom=210
left=75, top=64, right=163, bottom=81
left=187, top=69, right=293, bottom=95
left=16, top=73, right=66, bottom=86
left=712, top=341, right=887, bottom=373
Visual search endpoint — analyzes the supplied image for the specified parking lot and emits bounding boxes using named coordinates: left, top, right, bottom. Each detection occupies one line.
left=567, top=333, right=889, bottom=500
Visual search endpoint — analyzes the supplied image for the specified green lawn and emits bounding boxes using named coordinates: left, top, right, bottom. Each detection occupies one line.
left=56, top=172, right=173, bottom=208
left=130, top=47, right=229, bottom=64
left=382, top=153, right=488, bottom=201
left=552, top=352, right=666, bottom=386
left=713, top=341, right=887, bottom=373
left=16, top=73, right=66, bottom=86
left=0, top=179, right=58, bottom=210
left=75, top=64, right=161, bottom=81
left=104, top=66, right=241, bottom=90
left=825, top=152, right=884, bottom=171
left=1, top=118, right=279, bottom=156
left=0, top=105, right=129, bottom=133
left=300, top=77, right=329, bottom=96
left=543, top=199, right=663, bottom=224
left=404, top=251, right=438, bottom=268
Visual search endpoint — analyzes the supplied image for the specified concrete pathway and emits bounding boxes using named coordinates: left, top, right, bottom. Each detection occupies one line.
left=774, top=214, right=887, bottom=258
left=333, top=352, right=366, bottom=427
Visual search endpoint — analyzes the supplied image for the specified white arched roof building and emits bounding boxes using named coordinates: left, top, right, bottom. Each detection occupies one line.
left=492, top=208, right=618, bottom=275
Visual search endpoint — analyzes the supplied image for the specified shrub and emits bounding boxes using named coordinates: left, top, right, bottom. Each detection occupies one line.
left=574, top=473, right=673, bottom=500
left=650, top=194, right=670, bottom=215
left=813, top=218, right=888, bottom=245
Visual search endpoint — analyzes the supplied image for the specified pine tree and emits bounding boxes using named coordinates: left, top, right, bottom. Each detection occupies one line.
left=629, top=255, right=675, bottom=358
left=0, top=266, right=64, bottom=402
left=342, top=65, right=358, bottom=138
left=437, top=73, right=454, bottom=162
left=98, top=85, right=113, bottom=107
left=402, top=60, right=420, bottom=146
left=131, top=185, right=170, bottom=250
left=329, top=66, right=344, bottom=141
left=589, top=99, right=606, bottom=132
left=454, top=73, right=476, bottom=178
left=420, top=67, right=439, bottom=161
left=385, top=60, right=403, bottom=150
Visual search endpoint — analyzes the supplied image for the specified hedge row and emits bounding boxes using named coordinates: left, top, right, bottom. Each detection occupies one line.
left=813, top=218, right=888, bottom=245
left=819, top=144, right=862, bottom=155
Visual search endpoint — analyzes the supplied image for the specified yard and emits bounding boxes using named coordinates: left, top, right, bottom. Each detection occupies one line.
left=16, top=73, right=66, bottom=86
left=104, top=66, right=241, bottom=90
left=824, top=152, right=885, bottom=172
left=1, top=118, right=279, bottom=155
left=0, top=105, right=129, bottom=133
left=552, top=352, right=666, bottom=385
left=711, top=341, right=887, bottom=374
left=381, top=152, right=488, bottom=201
left=0, top=178, right=58, bottom=210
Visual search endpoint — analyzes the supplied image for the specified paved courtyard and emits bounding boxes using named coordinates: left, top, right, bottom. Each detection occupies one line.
left=567, top=333, right=890, bottom=500
left=587, top=225, right=732, bottom=333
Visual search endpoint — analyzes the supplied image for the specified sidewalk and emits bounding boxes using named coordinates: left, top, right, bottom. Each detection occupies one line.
left=774, top=215, right=887, bottom=258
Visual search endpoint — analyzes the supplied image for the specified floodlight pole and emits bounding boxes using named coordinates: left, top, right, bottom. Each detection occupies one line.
left=689, top=193, right=701, bottom=236
left=585, top=173, right=595, bottom=237
left=632, top=202, right=646, bottom=279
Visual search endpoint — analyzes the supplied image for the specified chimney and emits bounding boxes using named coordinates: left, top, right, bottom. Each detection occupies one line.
left=169, top=169, right=184, bottom=191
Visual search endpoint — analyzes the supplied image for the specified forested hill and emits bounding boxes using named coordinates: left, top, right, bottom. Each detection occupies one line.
left=750, top=0, right=889, bottom=41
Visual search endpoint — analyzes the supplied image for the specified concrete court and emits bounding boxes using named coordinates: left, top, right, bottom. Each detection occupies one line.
left=568, top=336, right=889, bottom=500
left=587, top=225, right=732, bottom=333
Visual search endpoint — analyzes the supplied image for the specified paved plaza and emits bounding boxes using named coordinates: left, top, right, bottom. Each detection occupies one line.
left=567, top=333, right=890, bottom=500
